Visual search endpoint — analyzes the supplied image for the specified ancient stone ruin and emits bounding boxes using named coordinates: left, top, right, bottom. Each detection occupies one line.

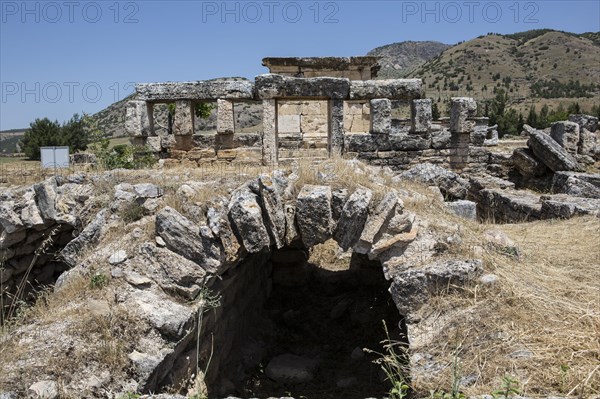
left=125, top=57, right=497, bottom=172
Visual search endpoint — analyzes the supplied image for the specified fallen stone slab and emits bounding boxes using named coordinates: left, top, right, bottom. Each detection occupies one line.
left=477, top=188, right=542, bottom=223
left=389, top=259, right=482, bottom=315
left=512, top=148, right=549, bottom=178
left=550, top=121, right=580, bottom=155
left=394, top=163, right=470, bottom=200
left=355, top=191, right=400, bottom=254
left=446, top=200, right=477, bottom=221
left=527, top=130, right=580, bottom=172
left=540, top=194, right=600, bottom=219
left=552, top=172, right=600, bottom=198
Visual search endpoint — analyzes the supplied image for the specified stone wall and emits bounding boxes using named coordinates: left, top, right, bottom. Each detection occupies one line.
left=126, top=75, right=504, bottom=173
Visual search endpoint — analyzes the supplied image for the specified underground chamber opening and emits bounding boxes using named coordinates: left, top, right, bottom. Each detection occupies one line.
left=191, top=241, right=410, bottom=398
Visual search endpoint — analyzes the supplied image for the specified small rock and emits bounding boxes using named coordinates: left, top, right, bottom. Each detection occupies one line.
left=133, top=183, right=161, bottom=198
left=111, top=267, right=124, bottom=278
left=479, top=274, right=498, bottom=286
left=351, top=347, right=365, bottom=360
left=336, top=376, right=358, bottom=388
left=87, top=299, right=111, bottom=317
left=124, top=271, right=152, bottom=287
left=265, top=354, right=319, bottom=383
left=155, top=236, right=166, bottom=247
left=108, top=250, right=127, bottom=265
left=28, top=380, right=58, bottom=399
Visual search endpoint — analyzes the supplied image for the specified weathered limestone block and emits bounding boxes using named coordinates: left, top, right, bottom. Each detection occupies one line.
left=569, top=114, right=598, bottom=132
left=370, top=99, right=391, bottom=134
left=216, top=99, right=235, bottom=134
left=578, top=128, right=598, bottom=157
left=552, top=172, right=600, bottom=198
left=445, top=200, right=477, bottom=221
left=228, top=186, right=271, bottom=253
left=278, top=115, right=301, bottom=133
left=540, top=195, right=600, bottom=219
left=61, top=210, right=106, bottom=266
left=20, top=199, right=44, bottom=230
left=296, top=185, right=333, bottom=247
left=300, top=114, right=328, bottom=135
left=33, top=179, right=58, bottom=221
left=207, top=199, right=241, bottom=264
left=331, top=188, right=349, bottom=221
left=355, top=191, right=399, bottom=254
left=146, top=136, right=162, bottom=153
left=333, top=187, right=373, bottom=250
left=449, top=97, right=477, bottom=133
left=512, top=148, right=548, bottom=178
left=258, top=175, right=286, bottom=249
left=136, top=78, right=254, bottom=101
left=390, top=259, right=482, bottom=315
left=284, top=204, right=300, bottom=245
left=389, top=132, right=430, bottom=151
left=125, top=100, right=153, bottom=137
left=155, top=207, right=222, bottom=272
left=262, top=99, right=278, bottom=166
left=411, top=99, right=432, bottom=133
left=349, top=79, right=422, bottom=100
left=550, top=121, right=580, bottom=155
left=394, top=163, right=470, bottom=200
left=173, top=100, right=195, bottom=136
left=431, top=128, right=452, bottom=149
left=329, top=99, right=345, bottom=155
left=478, top=189, right=542, bottom=222
left=0, top=201, right=23, bottom=234
left=345, top=133, right=391, bottom=153
left=528, top=130, right=580, bottom=172
left=255, top=74, right=350, bottom=99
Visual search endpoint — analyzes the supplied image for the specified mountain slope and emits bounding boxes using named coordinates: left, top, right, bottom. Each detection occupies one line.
left=368, top=41, right=451, bottom=78
left=408, top=30, right=600, bottom=110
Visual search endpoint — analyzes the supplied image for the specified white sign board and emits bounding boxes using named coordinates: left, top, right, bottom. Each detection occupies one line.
left=40, top=146, right=70, bottom=169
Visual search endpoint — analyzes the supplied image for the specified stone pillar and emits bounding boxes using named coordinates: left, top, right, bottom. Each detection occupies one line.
left=217, top=99, right=235, bottom=134
left=370, top=98, right=391, bottom=134
left=125, top=100, right=154, bottom=137
left=449, top=97, right=477, bottom=133
left=329, top=99, right=344, bottom=156
left=410, top=99, right=432, bottom=133
left=550, top=121, right=580, bottom=155
left=449, top=97, right=476, bottom=171
left=262, top=99, right=278, bottom=166
left=173, top=100, right=195, bottom=136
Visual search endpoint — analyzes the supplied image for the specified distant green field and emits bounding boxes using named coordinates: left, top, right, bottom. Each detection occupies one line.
left=0, top=157, right=33, bottom=164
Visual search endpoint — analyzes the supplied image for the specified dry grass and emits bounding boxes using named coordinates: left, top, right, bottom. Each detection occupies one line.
left=409, top=215, right=600, bottom=398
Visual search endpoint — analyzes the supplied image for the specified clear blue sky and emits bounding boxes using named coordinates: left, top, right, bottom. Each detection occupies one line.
left=1, top=0, right=599, bottom=130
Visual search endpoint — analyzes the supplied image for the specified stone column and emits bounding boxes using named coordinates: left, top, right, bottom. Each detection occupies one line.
left=262, top=99, right=278, bottom=166
left=173, top=100, right=195, bottom=136
left=329, top=99, right=344, bottom=156
left=410, top=99, right=432, bottom=133
left=217, top=99, right=235, bottom=134
left=449, top=97, right=477, bottom=133
left=370, top=99, right=391, bottom=134
left=125, top=100, right=154, bottom=137
left=449, top=97, right=477, bottom=170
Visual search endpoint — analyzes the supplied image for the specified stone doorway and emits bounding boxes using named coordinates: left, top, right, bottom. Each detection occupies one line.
left=277, top=100, right=330, bottom=162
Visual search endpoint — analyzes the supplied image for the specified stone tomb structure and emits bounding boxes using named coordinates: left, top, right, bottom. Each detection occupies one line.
left=126, top=58, right=487, bottom=172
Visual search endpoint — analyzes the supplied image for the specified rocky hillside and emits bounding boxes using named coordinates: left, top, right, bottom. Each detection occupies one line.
left=409, top=29, right=600, bottom=111
left=367, top=41, right=451, bottom=78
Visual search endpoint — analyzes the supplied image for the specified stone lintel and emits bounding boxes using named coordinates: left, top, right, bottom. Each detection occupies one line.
left=349, top=79, right=423, bottom=100
left=136, top=78, right=254, bottom=101
left=255, top=74, right=350, bottom=100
